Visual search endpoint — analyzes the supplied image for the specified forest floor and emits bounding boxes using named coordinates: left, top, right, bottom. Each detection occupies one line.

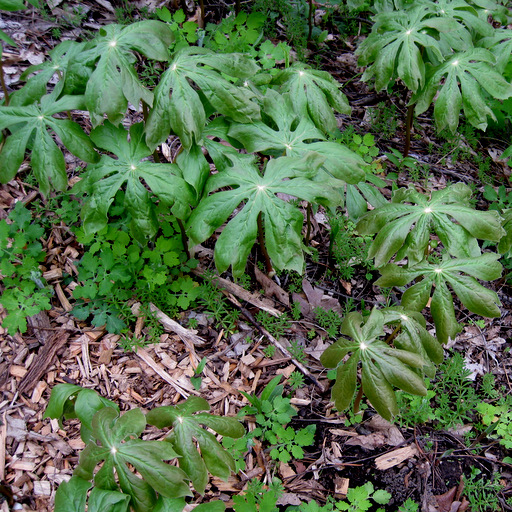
left=1, top=1, right=512, bottom=511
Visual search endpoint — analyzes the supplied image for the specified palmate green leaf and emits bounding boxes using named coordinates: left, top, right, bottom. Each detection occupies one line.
left=43, top=384, right=119, bottom=443
left=73, top=122, right=194, bottom=241
left=54, top=476, right=91, bottom=512
left=376, top=253, right=502, bottom=344
left=346, top=172, right=388, bottom=220
left=152, top=498, right=225, bottom=512
left=413, top=48, right=512, bottom=133
left=88, top=487, right=131, bottom=512
left=228, top=89, right=365, bottom=186
left=75, top=407, right=191, bottom=512
left=498, top=209, right=512, bottom=254
left=0, top=0, right=25, bottom=9
left=478, top=28, right=512, bottom=73
left=381, top=307, right=443, bottom=377
left=146, top=396, right=244, bottom=495
left=356, top=6, right=466, bottom=93
left=146, top=47, right=260, bottom=150
left=320, top=308, right=427, bottom=421
left=0, top=93, right=99, bottom=196
left=357, top=183, right=504, bottom=267
left=75, top=21, right=173, bottom=125
left=186, top=153, right=342, bottom=276
left=270, top=63, right=350, bottom=134
left=422, top=0, right=494, bottom=37
left=11, top=40, right=89, bottom=106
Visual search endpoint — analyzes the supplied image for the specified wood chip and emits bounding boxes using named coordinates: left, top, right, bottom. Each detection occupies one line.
left=132, top=303, right=204, bottom=348
left=33, top=480, right=51, bottom=496
left=54, top=282, right=72, bottom=311
left=0, top=412, right=6, bottom=481
left=18, top=331, right=70, bottom=395
left=10, top=365, right=27, bottom=378
left=134, top=347, right=200, bottom=399
left=31, top=381, right=47, bottom=403
left=375, top=445, right=419, bottom=470
left=11, top=460, right=36, bottom=471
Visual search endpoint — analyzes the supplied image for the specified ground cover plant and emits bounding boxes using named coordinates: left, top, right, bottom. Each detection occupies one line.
left=0, top=1, right=512, bottom=511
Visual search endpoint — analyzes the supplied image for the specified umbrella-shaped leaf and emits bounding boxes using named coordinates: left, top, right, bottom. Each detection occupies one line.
left=357, top=183, right=505, bottom=267
left=73, top=122, right=194, bottom=241
left=321, top=308, right=429, bottom=421
left=76, top=21, right=174, bottom=125
left=186, top=153, right=342, bottom=276
left=72, top=407, right=191, bottom=512
left=271, top=63, right=351, bottom=133
left=413, top=48, right=512, bottom=133
left=146, top=47, right=260, bottom=150
left=146, top=396, right=244, bottom=495
left=228, top=89, right=365, bottom=185
left=356, top=6, right=466, bottom=93
left=376, top=253, right=502, bottom=344
left=0, top=94, right=98, bottom=196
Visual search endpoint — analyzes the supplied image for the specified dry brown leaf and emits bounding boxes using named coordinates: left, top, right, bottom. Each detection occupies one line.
left=346, top=433, right=387, bottom=450
left=365, top=415, right=405, bottom=446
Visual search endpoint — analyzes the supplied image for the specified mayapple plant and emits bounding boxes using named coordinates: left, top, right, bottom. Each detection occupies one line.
left=45, top=385, right=243, bottom=512
left=0, top=6, right=509, bottom=424
left=356, top=0, right=512, bottom=154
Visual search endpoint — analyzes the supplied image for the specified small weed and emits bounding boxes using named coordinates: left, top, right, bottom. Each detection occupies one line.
left=327, top=213, right=374, bottom=280
left=291, top=301, right=302, bottom=321
left=314, top=307, right=343, bottom=339
left=463, top=468, right=503, bottom=512
left=289, top=339, right=307, bottom=364
left=263, top=345, right=276, bottom=358
left=240, top=376, right=316, bottom=463
left=0, top=203, right=52, bottom=333
left=288, top=371, right=306, bottom=391
left=366, top=102, right=400, bottom=139
left=256, top=310, right=291, bottom=338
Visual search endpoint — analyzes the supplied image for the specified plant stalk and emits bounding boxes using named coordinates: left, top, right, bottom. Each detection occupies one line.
left=176, top=218, right=190, bottom=260
left=404, top=103, right=414, bottom=157
left=305, top=203, right=312, bottom=245
left=257, top=212, right=274, bottom=275
left=0, top=52, right=10, bottom=106
left=353, top=386, right=364, bottom=418
left=307, top=0, right=314, bottom=42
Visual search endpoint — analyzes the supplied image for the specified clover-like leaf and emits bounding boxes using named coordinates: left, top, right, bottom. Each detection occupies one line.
left=270, top=63, right=351, bottom=133
left=356, top=6, right=468, bottom=93
left=413, top=48, right=512, bottom=133
left=146, top=47, right=260, bottom=150
left=228, top=89, right=365, bottom=186
left=375, top=253, right=502, bottom=344
left=74, top=407, right=191, bottom=512
left=186, top=153, right=342, bottom=276
left=321, top=308, right=428, bottom=421
left=357, top=183, right=505, bottom=267
left=146, top=396, right=244, bottom=495
left=74, top=21, right=174, bottom=125
left=0, top=93, right=99, bottom=196
left=73, top=121, right=195, bottom=241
